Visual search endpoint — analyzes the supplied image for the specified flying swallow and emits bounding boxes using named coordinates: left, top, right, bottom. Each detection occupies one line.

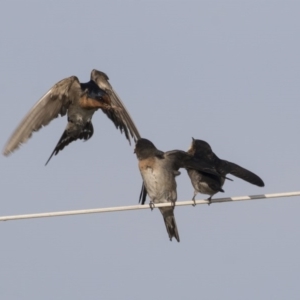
left=135, top=138, right=221, bottom=242
left=187, top=138, right=265, bottom=204
left=3, top=69, right=141, bottom=164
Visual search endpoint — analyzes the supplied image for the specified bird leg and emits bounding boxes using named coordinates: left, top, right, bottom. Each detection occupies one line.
left=192, top=192, right=197, bottom=207
left=149, top=201, right=155, bottom=211
left=207, top=196, right=212, bottom=206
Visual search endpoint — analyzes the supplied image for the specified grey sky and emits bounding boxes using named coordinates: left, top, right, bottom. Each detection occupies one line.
left=1, top=1, right=299, bottom=299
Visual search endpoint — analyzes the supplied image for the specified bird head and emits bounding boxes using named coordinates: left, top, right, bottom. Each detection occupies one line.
left=134, top=138, right=163, bottom=160
left=188, top=138, right=213, bottom=158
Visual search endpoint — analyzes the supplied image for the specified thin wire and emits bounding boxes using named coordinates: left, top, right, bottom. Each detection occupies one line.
left=0, top=191, right=299, bottom=222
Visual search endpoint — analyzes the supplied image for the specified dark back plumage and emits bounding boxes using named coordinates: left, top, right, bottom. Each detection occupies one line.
left=189, top=138, right=264, bottom=187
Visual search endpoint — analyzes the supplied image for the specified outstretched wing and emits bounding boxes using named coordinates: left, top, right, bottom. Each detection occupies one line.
left=165, top=150, right=221, bottom=177
left=3, top=76, right=81, bottom=156
left=218, top=160, right=265, bottom=187
left=91, top=69, right=141, bottom=144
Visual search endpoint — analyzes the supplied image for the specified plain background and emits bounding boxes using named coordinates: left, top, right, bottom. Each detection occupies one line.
left=1, top=1, right=299, bottom=299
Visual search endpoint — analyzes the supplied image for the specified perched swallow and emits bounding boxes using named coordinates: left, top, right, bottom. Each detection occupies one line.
left=3, top=69, right=141, bottom=164
left=187, top=138, right=265, bottom=204
left=135, top=138, right=221, bottom=242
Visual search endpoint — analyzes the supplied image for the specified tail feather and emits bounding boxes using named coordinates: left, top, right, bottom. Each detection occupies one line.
left=45, top=130, right=75, bottom=165
left=45, top=122, right=94, bottom=165
left=139, top=183, right=147, bottom=204
left=160, top=208, right=180, bottom=242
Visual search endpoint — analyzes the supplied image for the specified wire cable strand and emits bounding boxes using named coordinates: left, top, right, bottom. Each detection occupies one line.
left=0, top=191, right=299, bottom=222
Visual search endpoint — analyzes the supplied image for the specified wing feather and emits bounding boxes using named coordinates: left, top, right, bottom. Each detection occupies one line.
left=165, top=150, right=220, bottom=177
left=219, top=160, right=265, bottom=187
left=91, top=69, right=141, bottom=144
left=3, top=76, right=81, bottom=155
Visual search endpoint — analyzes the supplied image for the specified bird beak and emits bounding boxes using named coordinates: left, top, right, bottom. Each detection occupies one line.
left=187, top=137, right=196, bottom=153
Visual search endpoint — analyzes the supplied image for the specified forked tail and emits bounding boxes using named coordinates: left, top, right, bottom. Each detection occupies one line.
left=160, top=208, right=180, bottom=242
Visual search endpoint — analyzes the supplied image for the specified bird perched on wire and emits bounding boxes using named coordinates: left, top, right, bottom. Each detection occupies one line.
left=3, top=69, right=141, bottom=164
left=135, top=138, right=221, bottom=242
left=187, top=138, right=265, bottom=204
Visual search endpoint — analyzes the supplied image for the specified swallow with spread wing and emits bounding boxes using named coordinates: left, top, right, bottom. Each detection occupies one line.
left=187, top=138, right=265, bottom=204
left=135, top=138, right=221, bottom=242
left=3, top=69, right=141, bottom=164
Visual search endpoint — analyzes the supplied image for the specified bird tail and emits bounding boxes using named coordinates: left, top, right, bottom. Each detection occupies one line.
left=45, top=129, right=73, bottom=165
left=45, top=122, right=94, bottom=165
left=160, top=208, right=180, bottom=242
left=139, top=183, right=147, bottom=204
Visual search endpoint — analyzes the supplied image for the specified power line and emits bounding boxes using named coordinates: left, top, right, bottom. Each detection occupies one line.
left=0, top=191, right=299, bottom=222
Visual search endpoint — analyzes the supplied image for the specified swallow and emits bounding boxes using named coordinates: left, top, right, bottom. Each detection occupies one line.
left=135, top=138, right=221, bottom=242
left=3, top=69, right=141, bottom=164
left=187, top=138, right=265, bottom=204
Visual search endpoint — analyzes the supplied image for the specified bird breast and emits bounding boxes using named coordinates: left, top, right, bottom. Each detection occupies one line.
left=187, top=169, right=223, bottom=196
left=79, top=94, right=110, bottom=110
left=139, top=158, right=177, bottom=203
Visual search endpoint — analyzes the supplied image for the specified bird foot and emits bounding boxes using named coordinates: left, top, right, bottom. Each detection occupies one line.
left=192, top=195, right=197, bottom=207
left=207, top=197, right=212, bottom=206
left=149, top=201, right=155, bottom=211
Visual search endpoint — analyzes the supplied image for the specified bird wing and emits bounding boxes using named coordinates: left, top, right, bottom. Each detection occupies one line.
left=3, top=76, right=81, bottom=156
left=219, top=160, right=265, bottom=187
left=91, top=69, right=141, bottom=144
left=165, top=150, right=220, bottom=177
